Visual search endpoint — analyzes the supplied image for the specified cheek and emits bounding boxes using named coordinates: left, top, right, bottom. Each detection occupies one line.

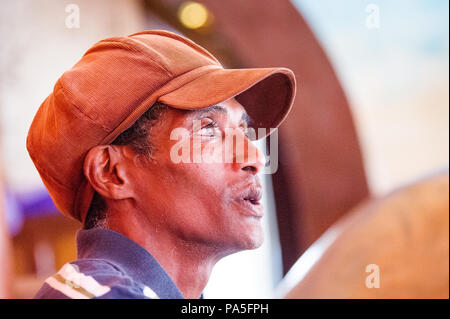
left=166, top=140, right=228, bottom=194
left=143, top=137, right=237, bottom=226
left=169, top=132, right=225, bottom=165
left=201, top=138, right=225, bottom=164
left=168, top=162, right=229, bottom=204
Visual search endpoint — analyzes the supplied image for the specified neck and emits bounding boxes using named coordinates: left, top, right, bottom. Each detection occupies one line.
left=105, top=206, right=226, bottom=299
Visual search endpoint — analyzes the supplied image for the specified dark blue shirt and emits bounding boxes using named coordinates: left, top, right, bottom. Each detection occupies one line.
left=34, top=228, right=185, bottom=299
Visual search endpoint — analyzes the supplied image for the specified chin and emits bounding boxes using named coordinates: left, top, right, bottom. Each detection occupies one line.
left=212, top=219, right=265, bottom=253
left=235, top=226, right=264, bottom=250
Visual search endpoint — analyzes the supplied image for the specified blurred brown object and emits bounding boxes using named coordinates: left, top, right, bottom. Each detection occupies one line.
left=0, top=187, right=8, bottom=298
left=278, top=172, right=449, bottom=298
left=0, top=130, right=11, bottom=298
left=11, top=215, right=78, bottom=298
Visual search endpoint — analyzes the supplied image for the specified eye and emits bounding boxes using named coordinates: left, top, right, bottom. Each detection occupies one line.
left=199, top=120, right=219, bottom=137
left=240, top=125, right=250, bottom=137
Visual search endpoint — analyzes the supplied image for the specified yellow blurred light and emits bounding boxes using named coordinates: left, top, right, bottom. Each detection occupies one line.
left=178, top=1, right=209, bottom=29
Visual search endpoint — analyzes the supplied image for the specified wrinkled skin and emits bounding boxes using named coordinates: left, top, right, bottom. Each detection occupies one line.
left=84, top=97, right=266, bottom=298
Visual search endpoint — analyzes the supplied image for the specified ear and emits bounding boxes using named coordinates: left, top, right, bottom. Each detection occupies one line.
left=83, top=145, right=134, bottom=200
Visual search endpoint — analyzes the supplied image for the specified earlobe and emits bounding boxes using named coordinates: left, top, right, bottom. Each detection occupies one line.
left=83, top=145, right=133, bottom=200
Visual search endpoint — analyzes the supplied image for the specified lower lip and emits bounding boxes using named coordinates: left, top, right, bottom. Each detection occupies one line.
left=235, top=198, right=264, bottom=218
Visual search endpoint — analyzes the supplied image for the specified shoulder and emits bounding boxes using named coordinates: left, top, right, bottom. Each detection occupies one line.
left=34, top=259, right=159, bottom=299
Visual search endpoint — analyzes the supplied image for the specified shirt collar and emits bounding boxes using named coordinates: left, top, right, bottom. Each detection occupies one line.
left=76, top=228, right=184, bottom=299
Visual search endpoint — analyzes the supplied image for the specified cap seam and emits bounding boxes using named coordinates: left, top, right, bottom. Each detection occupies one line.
left=57, top=79, right=113, bottom=133
left=92, top=38, right=174, bottom=77
left=130, top=30, right=221, bottom=66
left=125, top=37, right=174, bottom=76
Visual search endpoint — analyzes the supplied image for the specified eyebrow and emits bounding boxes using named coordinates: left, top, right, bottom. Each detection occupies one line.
left=192, top=105, right=251, bottom=126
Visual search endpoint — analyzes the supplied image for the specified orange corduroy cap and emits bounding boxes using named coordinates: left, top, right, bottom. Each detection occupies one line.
left=26, top=30, right=296, bottom=223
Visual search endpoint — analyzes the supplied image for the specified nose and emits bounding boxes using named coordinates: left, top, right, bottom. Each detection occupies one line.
left=232, top=133, right=265, bottom=174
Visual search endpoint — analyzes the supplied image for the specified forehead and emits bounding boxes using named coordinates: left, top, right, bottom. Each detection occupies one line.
left=185, top=98, right=250, bottom=125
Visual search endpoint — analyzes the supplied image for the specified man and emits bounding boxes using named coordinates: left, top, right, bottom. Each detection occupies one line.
left=27, top=30, right=296, bottom=299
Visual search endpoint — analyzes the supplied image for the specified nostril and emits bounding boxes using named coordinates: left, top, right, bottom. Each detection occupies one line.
left=241, top=165, right=257, bottom=172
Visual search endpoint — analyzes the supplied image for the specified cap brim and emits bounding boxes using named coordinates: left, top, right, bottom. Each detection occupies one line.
left=158, top=67, right=296, bottom=139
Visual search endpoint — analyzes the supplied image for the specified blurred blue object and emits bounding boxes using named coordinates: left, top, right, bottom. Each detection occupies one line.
left=4, top=188, right=58, bottom=235
left=4, top=189, right=23, bottom=236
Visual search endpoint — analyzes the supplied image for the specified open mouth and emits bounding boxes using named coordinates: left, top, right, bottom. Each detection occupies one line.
left=243, top=187, right=262, bottom=205
left=243, top=196, right=261, bottom=206
left=237, top=186, right=263, bottom=217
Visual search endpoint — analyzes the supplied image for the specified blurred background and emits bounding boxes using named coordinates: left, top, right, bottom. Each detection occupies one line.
left=0, top=0, right=448, bottom=298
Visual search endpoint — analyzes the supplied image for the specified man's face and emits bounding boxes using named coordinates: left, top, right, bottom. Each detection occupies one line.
left=127, top=98, right=265, bottom=254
